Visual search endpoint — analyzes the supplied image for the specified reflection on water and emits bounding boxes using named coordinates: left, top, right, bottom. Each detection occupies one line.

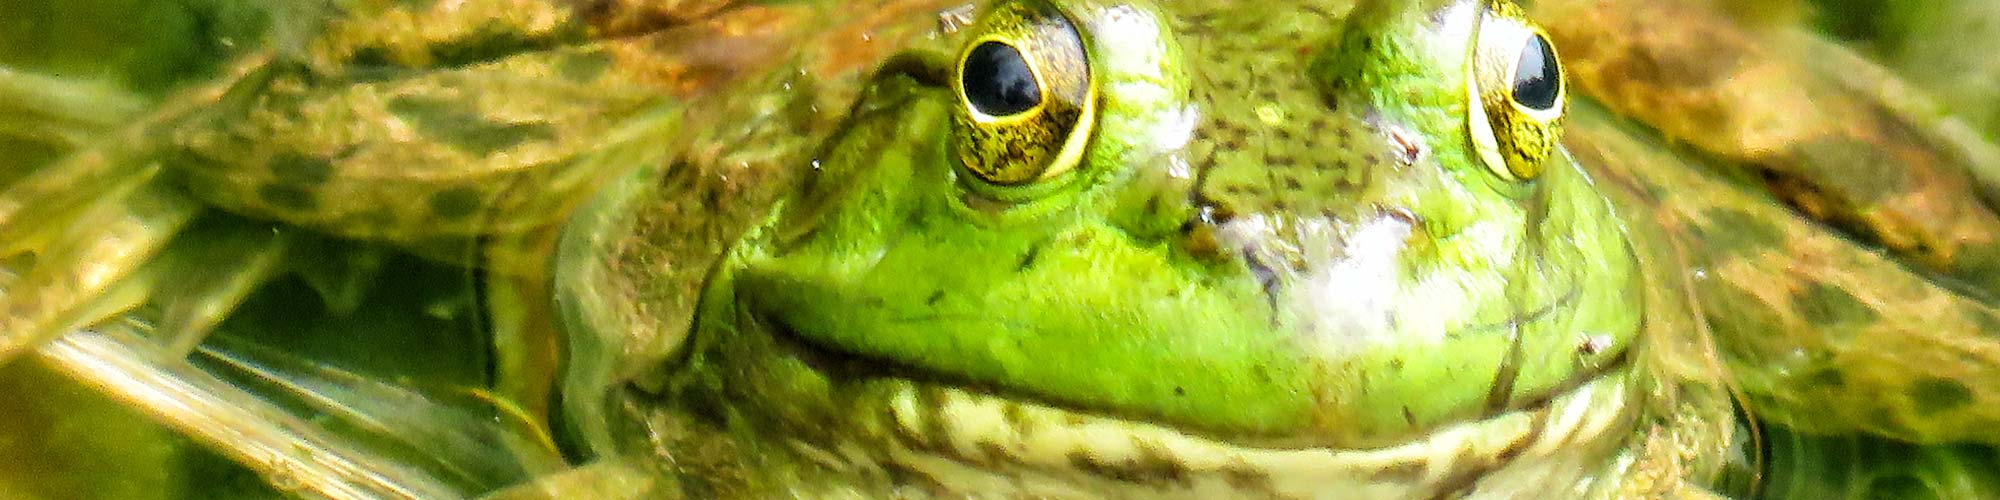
left=0, top=354, right=278, bottom=499
left=0, top=233, right=499, bottom=499
left=1753, top=423, right=2000, bottom=500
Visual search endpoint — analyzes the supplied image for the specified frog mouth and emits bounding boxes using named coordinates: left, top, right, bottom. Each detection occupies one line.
left=746, top=307, right=1638, bottom=496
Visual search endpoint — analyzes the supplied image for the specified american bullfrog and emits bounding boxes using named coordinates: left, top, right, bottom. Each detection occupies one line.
left=2, top=0, right=1999, bottom=498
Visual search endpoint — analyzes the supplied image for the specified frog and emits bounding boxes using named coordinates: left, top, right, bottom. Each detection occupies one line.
left=558, top=0, right=1650, bottom=497
left=2, top=0, right=2000, bottom=499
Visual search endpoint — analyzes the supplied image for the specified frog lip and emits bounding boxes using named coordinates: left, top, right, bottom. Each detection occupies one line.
left=753, top=308, right=998, bottom=393
left=749, top=281, right=1622, bottom=444
left=749, top=307, right=1638, bottom=495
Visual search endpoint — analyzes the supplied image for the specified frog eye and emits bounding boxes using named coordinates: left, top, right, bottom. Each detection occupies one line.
left=951, top=0, right=1096, bottom=187
left=1466, top=4, right=1566, bottom=182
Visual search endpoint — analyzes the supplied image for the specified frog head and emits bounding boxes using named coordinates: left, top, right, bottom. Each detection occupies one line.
left=678, top=0, right=1641, bottom=483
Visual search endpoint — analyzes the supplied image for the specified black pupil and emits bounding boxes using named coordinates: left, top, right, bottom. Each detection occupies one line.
left=963, top=41, right=1042, bottom=116
left=1512, top=34, right=1560, bottom=111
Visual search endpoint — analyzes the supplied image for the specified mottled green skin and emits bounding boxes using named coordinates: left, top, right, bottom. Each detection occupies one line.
left=715, top=0, right=1634, bottom=443
left=558, top=0, right=2000, bottom=496
left=553, top=0, right=1648, bottom=496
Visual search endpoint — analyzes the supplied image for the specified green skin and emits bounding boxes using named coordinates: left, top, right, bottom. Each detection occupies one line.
left=7, top=0, right=2000, bottom=498
left=573, top=0, right=1648, bottom=496
left=721, top=0, right=1636, bottom=448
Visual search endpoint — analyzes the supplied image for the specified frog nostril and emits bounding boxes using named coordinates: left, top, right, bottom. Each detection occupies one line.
left=1180, top=197, right=1236, bottom=260
left=1196, top=198, right=1237, bottom=225
left=1180, top=220, right=1223, bottom=259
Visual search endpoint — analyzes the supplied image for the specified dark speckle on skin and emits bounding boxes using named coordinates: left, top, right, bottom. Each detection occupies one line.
left=889, top=411, right=931, bottom=450
left=1909, top=376, right=1974, bottom=415
left=1066, top=447, right=1189, bottom=485
left=557, top=51, right=616, bottom=82
left=1132, top=440, right=1191, bottom=486
left=975, top=440, right=1011, bottom=466
left=349, top=46, right=397, bottom=68
left=1368, top=457, right=1426, bottom=483
left=921, top=387, right=952, bottom=449
left=1791, top=281, right=1879, bottom=328
left=258, top=183, right=317, bottom=211
left=427, top=21, right=575, bottom=68
left=1017, top=245, right=1041, bottom=271
left=428, top=186, right=486, bottom=219
left=1266, top=153, right=1296, bottom=168
left=359, top=207, right=399, bottom=231
left=1699, top=282, right=1788, bottom=359
left=269, top=152, right=334, bottom=185
left=1972, top=310, right=2000, bottom=340
left=1692, top=207, right=1785, bottom=257
left=1219, top=462, right=1273, bottom=492
left=387, top=95, right=558, bottom=156
left=1866, top=473, right=1928, bottom=499
left=1001, top=403, right=1032, bottom=436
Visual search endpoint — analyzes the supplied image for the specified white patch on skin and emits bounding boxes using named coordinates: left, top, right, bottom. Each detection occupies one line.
left=1086, top=5, right=1170, bottom=83
left=1164, top=154, right=1195, bottom=181
left=1295, top=215, right=1414, bottom=347
left=934, top=4, right=977, bottom=34
left=1142, top=105, right=1202, bottom=183
left=1389, top=219, right=1513, bottom=337
left=1215, top=213, right=1418, bottom=350
left=1089, top=5, right=1196, bottom=181
left=1149, top=104, right=1201, bottom=155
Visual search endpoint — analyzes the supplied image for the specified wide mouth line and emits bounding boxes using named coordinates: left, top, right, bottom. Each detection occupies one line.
left=748, top=289, right=1631, bottom=452
left=1457, top=284, right=1582, bottom=336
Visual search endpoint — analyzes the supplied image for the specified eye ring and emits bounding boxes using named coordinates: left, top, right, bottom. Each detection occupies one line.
left=1465, top=3, right=1566, bottom=182
left=950, top=0, right=1096, bottom=188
